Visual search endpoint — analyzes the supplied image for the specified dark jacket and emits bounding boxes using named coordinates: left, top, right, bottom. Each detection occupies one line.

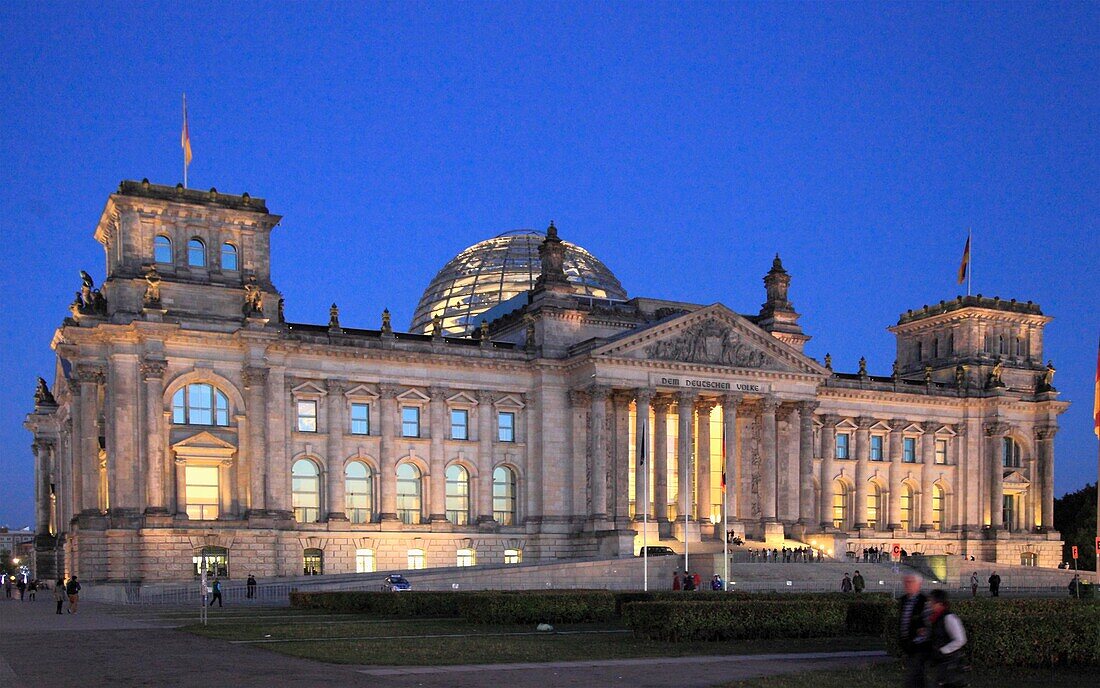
left=898, top=592, right=929, bottom=653
left=65, top=580, right=81, bottom=595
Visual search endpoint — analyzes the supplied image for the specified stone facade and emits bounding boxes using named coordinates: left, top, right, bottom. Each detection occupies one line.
left=24, top=181, right=1068, bottom=582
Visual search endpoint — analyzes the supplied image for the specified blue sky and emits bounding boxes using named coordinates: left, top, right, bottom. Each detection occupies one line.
left=1, top=1, right=1097, bottom=527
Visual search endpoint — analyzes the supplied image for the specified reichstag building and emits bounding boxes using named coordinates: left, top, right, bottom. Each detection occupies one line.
left=24, top=180, right=1068, bottom=582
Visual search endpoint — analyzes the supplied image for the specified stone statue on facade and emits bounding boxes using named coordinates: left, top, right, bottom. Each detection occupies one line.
left=824, top=353, right=833, bottom=371
left=243, top=275, right=263, bottom=316
left=277, top=298, right=285, bottom=323
left=924, top=365, right=933, bottom=384
left=328, top=303, right=340, bottom=329
left=1037, top=360, right=1056, bottom=392
left=891, top=359, right=900, bottom=379
left=988, top=358, right=1005, bottom=388
left=644, top=319, right=775, bottom=369
left=955, top=363, right=966, bottom=387
left=381, top=308, right=393, bottom=334
left=431, top=314, right=443, bottom=338
left=858, top=356, right=868, bottom=378
left=143, top=265, right=162, bottom=308
left=34, top=377, right=56, bottom=406
left=525, top=320, right=536, bottom=351
left=73, top=270, right=108, bottom=316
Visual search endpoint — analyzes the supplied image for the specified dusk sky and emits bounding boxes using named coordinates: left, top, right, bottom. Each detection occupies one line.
left=1, top=1, right=1097, bottom=527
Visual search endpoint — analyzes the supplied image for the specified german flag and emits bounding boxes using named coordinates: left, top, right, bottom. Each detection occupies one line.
left=181, top=94, right=193, bottom=168
left=957, top=233, right=970, bottom=285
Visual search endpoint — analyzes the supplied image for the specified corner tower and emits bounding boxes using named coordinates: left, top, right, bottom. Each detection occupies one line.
left=756, top=254, right=810, bottom=352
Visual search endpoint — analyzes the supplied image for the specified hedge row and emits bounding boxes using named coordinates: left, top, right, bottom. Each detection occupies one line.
left=290, top=590, right=617, bottom=624
left=612, top=591, right=892, bottom=616
left=623, top=600, right=851, bottom=641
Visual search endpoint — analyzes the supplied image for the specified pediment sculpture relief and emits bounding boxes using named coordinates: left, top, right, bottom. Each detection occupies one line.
left=643, top=319, right=778, bottom=369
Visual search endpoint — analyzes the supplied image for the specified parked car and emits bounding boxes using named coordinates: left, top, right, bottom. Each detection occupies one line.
left=637, top=546, right=676, bottom=557
left=381, top=574, right=412, bottom=591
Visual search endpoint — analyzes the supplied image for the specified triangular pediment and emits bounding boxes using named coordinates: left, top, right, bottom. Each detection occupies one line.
left=1002, top=470, right=1030, bottom=485
left=172, top=431, right=237, bottom=459
left=590, top=304, right=828, bottom=376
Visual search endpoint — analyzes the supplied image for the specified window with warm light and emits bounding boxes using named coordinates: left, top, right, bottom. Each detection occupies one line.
left=493, top=466, right=517, bottom=525
left=396, top=463, right=422, bottom=525
left=832, top=481, right=847, bottom=529
left=932, top=485, right=944, bottom=531
left=292, top=459, right=320, bottom=523
left=456, top=548, right=476, bottom=567
left=355, top=548, right=375, bottom=573
left=185, top=465, right=219, bottom=521
left=504, top=548, right=522, bottom=564
left=345, top=461, right=372, bottom=524
left=900, top=487, right=912, bottom=532
left=935, top=439, right=948, bottom=465
left=445, top=465, right=470, bottom=524
left=407, top=548, right=426, bottom=570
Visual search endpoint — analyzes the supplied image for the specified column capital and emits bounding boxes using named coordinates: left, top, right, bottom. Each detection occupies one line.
left=634, top=387, right=655, bottom=406
left=612, top=389, right=635, bottom=405
left=428, top=386, right=449, bottom=402
left=720, top=391, right=743, bottom=408
left=1033, top=425, right=1058, bottom=441
left=74, top=363, right=106, bottom=384
left=588, top=384, right=611, bottom=401
left=984, top=420, right=1011, bottom=437
left=696, top=398, right=717, bottom=415
left=325, top=378, right=347, bottom=395
left=820, top=413, right=842, bottom=427
left=759, top=394, right=779, bottom=413
left=651, top=395, right=673, bottom=412
left=378, top=383, right=400, bottom=399
left=797, top=400, right=819, bottom=415
left=856, top=416, right=876, bottom=430
left=569, top=389, right=590, bottom=408
left=889, top=417, right=909, bottom=432
left=953, top=423, right=967, bottom=437
left=476, top=389, right=496, bottom=405
left=242, top=365, right=268, bottom=388
left=140, top=357, right=167, bottom=381
left=920, top=420, right=939, bottom=433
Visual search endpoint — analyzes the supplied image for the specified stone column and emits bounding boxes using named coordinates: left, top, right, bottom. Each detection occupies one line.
left=652, top=396, right=671, bottom=522
left=613, top=391, right=632, bottom=523
left=378, top=384, right=400, bottom=522
left=1035, top=426, right=1057, bottom=531
left=427, top=386, right=448, bottom=522
left=174, top=458, right=186, bottom=517
left=720, top=393, right=741, bottom=523
left=819, top=414, right=840, bottom=527
left=887, top=419, right=906, bottom=530
left=569, top=390, right=590, bottom=517
left=242, top=366, right=268, bottom=513
left=854, top=416, right=873, bottom=529
left=695, top=399, right=715, bottom=522
left=760, top=396, right=778, bottom=522
left=76, top=365, right=105, bottom=514
left=33, top=441, right=52, bottom=533
left=676, top=390, right=698, bottom=524
left=264, top=366, right=289, bottom=514
left=325, top=379, right=348, bottom=521
left=919, top=421, right=938, bottom=530
left=141, top=358, right=168, bottom=514
left=589, top=385, right=610, bottom=520
left=633, top=389, right=653, bottom=520
left=797, top=401, right=817, bottom=525
left=985, top=421, right=1009, bottom=530
left=477, top=390, right=496, bottom=523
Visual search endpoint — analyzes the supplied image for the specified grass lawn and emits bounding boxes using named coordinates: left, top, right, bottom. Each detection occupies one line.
left=180, top=608, right=885, bottom=665
left=718, top=662, right=1100, bottom=687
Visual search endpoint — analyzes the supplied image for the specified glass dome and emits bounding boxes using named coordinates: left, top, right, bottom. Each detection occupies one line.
left=410, top=229, right=627, bottom=336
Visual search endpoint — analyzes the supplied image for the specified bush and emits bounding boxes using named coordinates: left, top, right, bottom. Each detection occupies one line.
left=612, top=591, right=891, bottom=615
left=290, top=590, right=617, bottom=624
left=623, top=600, right=849, bottom=641
left=846, top=597, right=896, bottom=635
left=290, top=591, right=466, bottom=617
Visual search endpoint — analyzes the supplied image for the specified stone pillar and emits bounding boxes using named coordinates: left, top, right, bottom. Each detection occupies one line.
left=141, top=359, right=168, bottom=514
left=919, top=421, right=938, bottom=530
left=34, top=441, right=52, bottom=532
left=1035, top=426, right=1057, bottom=531
left=887, top=419, right=906, bottom=530
left=760, top=396, right=778, bottom=522
left=174, top=458, right=186, bottom=517
left=378, top=384, right=400, bottom=522
left=633, top=389, right=653, bottom=519
left=76, top=365, right=105, bottom=514
left=242, top=366, right=268, bottom=513
left=264, top=366, right=289, bottom=514
left=720, top=393, right=741, bottom=524
left=854, top=416, right=873, bottom=529
left=652, top=396, right=670, bottom=522
left=477, top=390, right=496, bottom=523
left=613, top=391, right=632, bottom=523
left=676, top=390, right=698, bottom=524
left=569, top=389, right=590, bottom=517
left=797, top=401, right=817, bottom=525
left=325, top=379, right=348, bottom=521
left=427, top=386, right=448, bottom=522
left=589, top=385, right=610, bottom=520
left=985, top=421, right=1009, bottom=530
left=819, top=414, right=839, bottom=528
left=695, top=399, right=715, bottom=522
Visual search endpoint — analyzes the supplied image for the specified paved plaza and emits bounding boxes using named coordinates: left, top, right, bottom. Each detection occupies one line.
left=0, top=599, right=888, bottom=687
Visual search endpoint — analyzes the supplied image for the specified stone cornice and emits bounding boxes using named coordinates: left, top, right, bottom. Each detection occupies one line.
left=573, top=353, right=824, bottom=385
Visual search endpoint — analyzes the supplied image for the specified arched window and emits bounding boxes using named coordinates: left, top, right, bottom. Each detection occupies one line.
left=192, top=546, right=229, bottom=578
left=303, top=548, right=323, bottom=575
left=396, top=463, right=422, bottom=525
left=345, top=461, right=372, bottom=524
left=492, top=466, right=517, bottom=525
left=292, top=460, right=321, bottom=523
left=866, top=483, right=880, bottom=530
left=1002, top=438, right=1022, bottom=467
left=355, top=548, right=375, bottom=573
left=900, top=485, right=913, bottom=532
left=188, top=238, right=206, bottom=267
left=154, top=235, right=173, bottom=264
left=456, top=548, right=476, bottom=567
left=220, top=243, right=238, bottom=271
left=172, top=384, right=230, bottom=426
left=932, top=485, right=945, bottom=531
left=445, top=465, right=470, bottom=525
left=831, top=480, right=848, bottom=530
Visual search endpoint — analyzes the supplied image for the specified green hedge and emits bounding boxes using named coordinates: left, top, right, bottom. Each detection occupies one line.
left=623, top=600, right=850, bottom=641
left=613, top=591, right=891, bottom=616
left=290, top=590, right=617, bottom=624
left=951, top=599, right=1100, bottom=666
left=290, top=591, right=467, bottom=617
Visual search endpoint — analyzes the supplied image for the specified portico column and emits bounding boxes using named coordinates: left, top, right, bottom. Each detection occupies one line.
left=985, top=421, right=1010, bottom=530
left=676, top=390, right=698, bottom=524
left=797, top=401, right=818, bottom=525
left=887, top=419, right=906, bottom=530
left=141, top=359, right=168, bottom=514
left=819, top=414, right=840, bottom=528
left=652, top=397, right=671, bottom=522
left=33, top=441, right=52, bottom=532
left=613, top=392, right=632, bottom=523
left=919, top=421, right=938, bottom=531
left=760, top=396, right=779, bottom=522
left=721, top=393, right=742, bottom=525
left=589, top=385, right=610, bottom=520
left=174, top=458, right=186, bottom=517
left=569, top=390, right=590, bottom=517
left=633, top=389, right=653, bottom=520
left=476, top=390, right=496, bottom=523
left=76, top=365, right=105, bottom=514
left=264, top=366, right=289, bottom=514
left=378, top=384, right=400, bottom=522
left=427, top=386, right=448, bottom=522
left=242, top=366, right=268, bottom=513
left=695, top=399, right=715, bottom=522
left=854, top=416, right=873, bottom=529
left=325, top=379, right=348, bottom=521
left=1035, top=426, right=1057, bottom=531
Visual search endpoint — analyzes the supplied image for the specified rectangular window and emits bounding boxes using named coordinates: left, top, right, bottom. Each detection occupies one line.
left=355, top=549, right=375, bottom=573
left=401, top=406, right=420, bottom=438
left=935, top=439, right=948, bottom=465
left=190, top=384, right=214, bottom=426
left=903, top=437, right=917, bottom=463
left=184, top=465, right=219, bottom=521
left=835, top=432, right=850, bottom=459
left=296, top=400, right=317, bottom=433
left=456, top=548, right=476, bottom=567
left=407, top=549, right=426, bottom=570
left=450, top=409, right=469, bottom=440
left=870, top=435, right=884, bottom=461
left=504, top=548, right=522, bottom=564
left=350, top=403, right=370, bottom=435
left=498, top=411, right=515, bottom=442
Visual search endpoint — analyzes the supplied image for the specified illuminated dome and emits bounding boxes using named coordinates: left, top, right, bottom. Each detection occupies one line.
left=410, top=229, right=627, bottom=336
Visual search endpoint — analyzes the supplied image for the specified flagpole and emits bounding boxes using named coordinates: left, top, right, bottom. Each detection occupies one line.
left=182, top=94, right=188, bottom=189
left=642, top=416, right=649, bottom=592
left=722, top=426, right=728, bottom=590
left=684, top=451, right=692, bottom=579
left=967, top=227, right=972, bottom=296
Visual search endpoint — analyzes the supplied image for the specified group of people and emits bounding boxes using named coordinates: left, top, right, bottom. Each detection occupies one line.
left=671, top=570, right=726, bottom=591
left=899, top=573, right=969, bottom=688
left=968, top=571, right=1002, bottom=597
left=840, top=570, right=867, bottom=593
left=4, top=575, right=43, bottom=601
left=748, top=546, right=821, bottom=563
left=856, top=546, right=890, bottom=563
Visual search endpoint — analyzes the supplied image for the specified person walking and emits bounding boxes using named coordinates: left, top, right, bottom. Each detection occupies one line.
left=246, top=574, right=257, bottom=599
left=853, top=569, right=865, bottom=594
left=16, top=577, right=26, bottom=601
left=4, top=575, right=10, bottom=599
left=841, top=572, right=853, bottom=593
left=28, top=578, right=37, bottom=601
left=208, top=577, right=223, bottom=607
left=54, top=577, right=65, bottom=614
left=65, top=576, right=81, bottom=614
left=711, top=574, right=723, bottom=591
left=683, top=571, right=696, bottom=591
left=898, top=573, right=930, bottom=688
left=672, top=570, right=681, bottom=591
left=692, top=571, right=701, bottom=591
left=928, top=589, right=968, bottom=687
left=969, top=572, right=979, bottom=598
left=988, top=571, right=1001, bottom=597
